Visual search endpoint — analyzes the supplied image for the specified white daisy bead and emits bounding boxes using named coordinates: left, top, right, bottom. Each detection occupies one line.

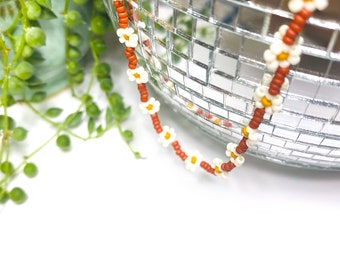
left=261, top=73, right=290, bottom=92
left=264, top=25, right=303, bottom=72
left=116, top=27, right=139, bottom=48
left=127, top=67, right=149, bottom=84
left=212, top=158, right=228, bottom=178
left=288, top=0, right=328, bottom=13
left=266, top=95, right=284, bottom=114
left=242, top=126, right=258, bottom=147
left=233, top=155, right=245, bottom=167
left=246, top=134, right=258, bottom=148
left=184, top=150, right=203, bottom=172
left=158, top=125, right=176, bottom=147
left=225, top=143, right=245, bottom=167
left=254, top=86, right=283, bottom=114
left=139, top=97, right=160, bottom=115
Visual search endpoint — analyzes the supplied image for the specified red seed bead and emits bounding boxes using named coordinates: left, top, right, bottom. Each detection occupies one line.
left=299, top=8, right=313, bottom=20
left=155, top=127, right=162, bottom=133
left=138, top=88, right=146, bottom=94
left=151, top=116, right=159, bottom=122
left=268, top=86, right=280, bottom=96
left=174, top=147, right=181, bottom=153
left=253, top=115, right=264, bottom=122
left=283, top=28, right=299, bottom=45
left=141, top=95, right=148, bottom=102
left=129, top=59, right=138, bottom=66
left=286, top=28, right=298, bottom=39
left=125, top=47, right=135, bottom=53
left=248, top=120, right=260, bottom=130
left=155, top=126, right=162, bottom=133
left=221, top=161, right=236, bottom=172
left=138, top=89, right=147, bottom=96
left=115, top=6, right=126, bottom=13
left=236, top=137, right=248, bottom=154
left=172, top=141, right=178, bottom=148
left=179, top=153, right=187, bottom=160
left=151, top=114, right=159, bottom=120
left=152, top=118, right=161, bottom=125
left=276, top=66, right=290, bottom=76
left=273, top=72, right=286, bottom=81
left=152, top=119, right=160, bottom=125
left=139, top=89, right=147, bottom=95
left=293, top=14, right=307, bottom=26
left=128, top=61, right=137, bottom=67
left=175, top=149, right=181, bottom=155
left=271, top=77, right=284, bottom=87
left=249, top=109, right=265, bottom=129
left=118, top=12, right=128, bottom=19
left=119, top=17, right=129, bottom=24
left=289, top=22, right=303, bottom=33
left=254, top=107, right=266, bottom=117
left=268, top=83, right=281, bottom=92
left=140, top=95, right=148, bottom=102
left=177, top=152, right=186, bottom=160
left=200, top=161, right=215, bottom=174
left=113, top=1, right=123, bottom=8
left=196, top=108, right=203, bottom=115
left=152, top=121, right=160, bottom=128
left=283, top=36, right=295, bottom=45
left=127, top=54, right=137, bottom=62
left=118, top=23, right=128, bottom=28
left=200, top=161, right=207, bottom=168
left=249, top=120, right=261, bottom=130
left=137, top=83, right=146, bottom=90
left=128, top=63, right=137, bottom=69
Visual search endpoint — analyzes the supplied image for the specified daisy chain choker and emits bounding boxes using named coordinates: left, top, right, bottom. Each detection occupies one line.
left=111, top=0, right=329, bottom=177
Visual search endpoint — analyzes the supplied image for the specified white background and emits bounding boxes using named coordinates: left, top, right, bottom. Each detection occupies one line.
left=1, top=35, right=340, bottom=270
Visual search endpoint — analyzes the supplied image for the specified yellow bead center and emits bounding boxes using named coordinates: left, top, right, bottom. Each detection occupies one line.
left=242, top=126, right=249, bottom=137
left=164, top=132, right=171, bottom=140
left=230, top=152, right=238, bottom=159
left=123, top=34, right=130, bottom=40
left=261, top=96, right=272, bottom=107
left=214, top=166, right=222, bottom=174
left=191, top=156, right=197, bottom=164
left=277, top=51, right=289, bottom=61
left=214, top=118, right=221, bottom=124
left=134, top=73, right=141, bottom=79
left=146, top=104, right=153, bottom=111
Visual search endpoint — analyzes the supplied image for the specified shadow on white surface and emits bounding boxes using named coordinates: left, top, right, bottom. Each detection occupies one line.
left=1, top=33, right=340, bottom=270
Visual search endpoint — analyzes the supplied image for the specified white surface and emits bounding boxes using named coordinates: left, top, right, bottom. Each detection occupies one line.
left=1, top=36, right=340, bottom=270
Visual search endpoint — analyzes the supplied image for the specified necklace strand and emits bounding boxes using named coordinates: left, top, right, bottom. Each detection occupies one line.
left=112, top=0, right=329, bottom=177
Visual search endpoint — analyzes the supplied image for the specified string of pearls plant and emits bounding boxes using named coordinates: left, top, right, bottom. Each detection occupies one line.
left=0, top=0, right=139, bottom=205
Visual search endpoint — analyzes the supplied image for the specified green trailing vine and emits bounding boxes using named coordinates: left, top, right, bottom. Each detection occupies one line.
left=0, top=0, right=140, bottom=205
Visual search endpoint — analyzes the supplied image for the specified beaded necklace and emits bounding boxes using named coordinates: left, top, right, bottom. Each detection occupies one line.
left=112, top=0, right=329, bottom=177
